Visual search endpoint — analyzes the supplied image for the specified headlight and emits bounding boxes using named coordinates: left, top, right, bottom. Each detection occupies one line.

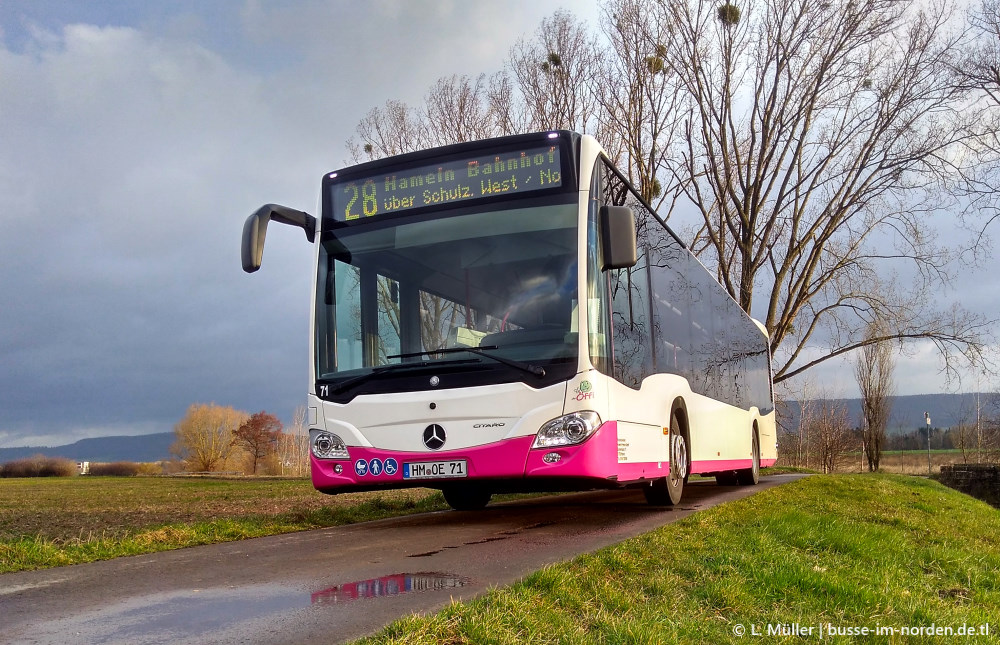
left=532, top=411, right=602, bottom=448
left=311, top=431, right=349, bottom=459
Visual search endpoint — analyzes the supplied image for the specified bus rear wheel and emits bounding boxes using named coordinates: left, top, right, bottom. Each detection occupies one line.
left=735, top=429, right=760, bottom=486
left=644, top=412, right=686, bottom=506
left=442, top=485, right=492, bottom=511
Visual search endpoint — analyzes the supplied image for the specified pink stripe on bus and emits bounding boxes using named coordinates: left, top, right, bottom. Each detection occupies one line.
left=311, top=421, right=773, bottom=490
left=690, top=458, right=777, bottom=472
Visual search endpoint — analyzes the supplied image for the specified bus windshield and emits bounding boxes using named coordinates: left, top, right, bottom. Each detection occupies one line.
left=315, top=201, right=579, bottom=399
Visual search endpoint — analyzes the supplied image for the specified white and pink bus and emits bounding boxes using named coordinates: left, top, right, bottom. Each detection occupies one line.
left=242, top=131, right=775, bottom=510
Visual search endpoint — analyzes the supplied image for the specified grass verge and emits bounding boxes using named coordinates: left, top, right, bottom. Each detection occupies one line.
left=0, top=477, right=549, bottom=573
left=358, top=474, right=1000, bottom=644
left=0, top=477, right=449, bottom=573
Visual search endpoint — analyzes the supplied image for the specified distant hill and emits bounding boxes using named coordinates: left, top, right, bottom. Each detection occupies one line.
left=0, top=433, right=175, bottom=464
left=779, top=392, right=991, bottom=434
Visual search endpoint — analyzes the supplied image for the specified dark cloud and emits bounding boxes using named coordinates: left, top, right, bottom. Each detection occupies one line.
left=0, top=1, right=604, bottom=447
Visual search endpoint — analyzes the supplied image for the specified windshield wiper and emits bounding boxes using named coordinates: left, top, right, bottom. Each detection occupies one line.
left=327, top=358, right=480, bottom=394
left=387, top=345, right=546, bottom=377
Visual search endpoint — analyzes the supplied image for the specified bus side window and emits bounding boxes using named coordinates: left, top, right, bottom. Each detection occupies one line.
left=648, top=229, right=692, bottom=380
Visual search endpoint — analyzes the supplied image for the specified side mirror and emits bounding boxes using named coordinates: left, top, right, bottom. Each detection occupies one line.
left=242, top=204, right=317, bottom=273
left=599, top=205, right=638, bottom=270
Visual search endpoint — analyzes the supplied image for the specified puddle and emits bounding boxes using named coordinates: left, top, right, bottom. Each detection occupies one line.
left=311, top=572, right=469, bottom=605
left=20, top=576, right=472, bottom=644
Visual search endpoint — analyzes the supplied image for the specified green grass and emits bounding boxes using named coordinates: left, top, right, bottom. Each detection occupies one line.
left=0, top=476, right=548, bottom=573
left=761, top=465, right=820, bottom=475
left=357, top=474, right=1000, bottom=644
left=0, top=477, right=449, bottom=572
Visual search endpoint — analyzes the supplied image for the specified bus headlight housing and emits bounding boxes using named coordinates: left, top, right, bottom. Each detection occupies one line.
left=311, top=431, right=349, bottom=459
left=532, top=411, right=602, bottom=448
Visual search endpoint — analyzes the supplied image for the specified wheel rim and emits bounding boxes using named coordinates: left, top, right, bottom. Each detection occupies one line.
left=670, top=420, right=687, bottom=484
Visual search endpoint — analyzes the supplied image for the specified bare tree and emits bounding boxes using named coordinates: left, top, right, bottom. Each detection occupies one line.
left=346, top=99, right=429, bottom=162
left=979, top=392, right=1000, bottom=464
left=172, top=403, right=248, bottom=472
left=348, top=73, right=518, bottom=164
left=349, top=12, right=601, bottom=160
left=593, top=0, right=686, bottom=210
left=961, top=0, right=1000, bottom=105
left=854, top=321, right=896, bottom=471
left=423, top=73, right=515, bottom=145
left=955, top=0, right=1000, bottom=234
left=809, top=398, right=855, bottom=474
left=274, top=405, right=311, bottom=477
left=507, top=9, right=602, bottom=132
left=775, top=405, right=796, bottom=466
left=655, top=0, right=994, bottom=384
left=776, top=377, right=819, bottom=468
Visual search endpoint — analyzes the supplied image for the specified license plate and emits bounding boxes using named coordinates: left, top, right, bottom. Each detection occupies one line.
left=403, top=460, right=467, bottom=480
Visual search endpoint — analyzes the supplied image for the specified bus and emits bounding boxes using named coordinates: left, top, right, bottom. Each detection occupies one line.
left=241, top=131, right=776, bottom=510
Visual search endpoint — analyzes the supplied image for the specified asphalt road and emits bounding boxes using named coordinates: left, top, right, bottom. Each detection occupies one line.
left=2, top=475, right=804, bottom=644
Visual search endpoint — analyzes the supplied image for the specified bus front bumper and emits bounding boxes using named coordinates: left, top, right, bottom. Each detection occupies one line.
left=310, top=422, right=676, bottom=494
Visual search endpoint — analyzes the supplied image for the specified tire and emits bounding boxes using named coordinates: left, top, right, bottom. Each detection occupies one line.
left=442, top=485, right=492, bottom=511
left=736, top=429, right=760, bottom=486
left=645, top=411, right=687, bottom=506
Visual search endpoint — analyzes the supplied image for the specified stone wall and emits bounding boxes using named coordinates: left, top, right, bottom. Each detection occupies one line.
left=939, top=464, right=1000, bottom=508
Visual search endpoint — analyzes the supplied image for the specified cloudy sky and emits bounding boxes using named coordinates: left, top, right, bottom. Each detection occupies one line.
left=0, top=0, right=995, bottom=448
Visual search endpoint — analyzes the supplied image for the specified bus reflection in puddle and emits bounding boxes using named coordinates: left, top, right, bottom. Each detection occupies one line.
left=311, top=572, right=469, bottom=605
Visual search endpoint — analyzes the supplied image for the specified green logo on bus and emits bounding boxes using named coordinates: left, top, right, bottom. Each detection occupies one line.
left=573, top=380, right=594, bottom=401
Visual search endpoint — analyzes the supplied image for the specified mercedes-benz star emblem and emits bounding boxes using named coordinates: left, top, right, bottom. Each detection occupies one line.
left=423, top=424, right=446, bottom=450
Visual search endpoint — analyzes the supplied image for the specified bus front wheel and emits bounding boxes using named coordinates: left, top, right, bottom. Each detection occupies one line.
left=644, top=412, right=687, bottom=506
left=442, top=485, right=492, bottom=511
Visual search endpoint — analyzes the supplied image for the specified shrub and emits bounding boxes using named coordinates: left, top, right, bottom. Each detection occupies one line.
left=89, top=461, right=142, bottom=477
left=137, top=462, right=165, bottom=476
left=0, top=455, right=77, bottom=478
left=42, top=457, right=76, bottom=477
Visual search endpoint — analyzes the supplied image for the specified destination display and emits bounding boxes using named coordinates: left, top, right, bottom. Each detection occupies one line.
left=330, top=145, right=562, bottom=222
